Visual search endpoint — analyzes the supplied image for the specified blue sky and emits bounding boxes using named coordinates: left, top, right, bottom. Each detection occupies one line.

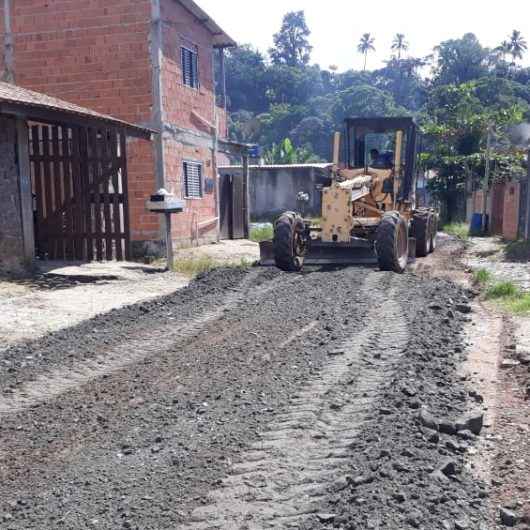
left=198, top=0, right=530, bottom=72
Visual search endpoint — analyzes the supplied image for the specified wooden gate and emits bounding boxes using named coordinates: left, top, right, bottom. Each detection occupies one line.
left=219, top=172, right=245, bottom=239
left=490, top=182, right=505, bottom=236
left=30, top=123, right=131, bottom=261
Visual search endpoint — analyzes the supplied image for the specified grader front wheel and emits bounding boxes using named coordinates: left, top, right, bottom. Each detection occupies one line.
left=273, top=212, right=307, bottom=272
left=376, top=212, right=409, bottom=273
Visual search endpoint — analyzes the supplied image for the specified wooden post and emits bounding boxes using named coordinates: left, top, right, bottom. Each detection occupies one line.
left=16, top=118, right=35, bottom=263
left=165, top=211, right=173, bottom=270
left=242, top=153, right=250, bottom=239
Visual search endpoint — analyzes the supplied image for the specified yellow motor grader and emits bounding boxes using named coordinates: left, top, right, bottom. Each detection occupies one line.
left=260, top=117, right=438, bottom=272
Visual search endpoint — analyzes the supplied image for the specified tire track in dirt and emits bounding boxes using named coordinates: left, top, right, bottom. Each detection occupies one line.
left=0, top=270, right=285, bottom=416
left=181, top=272, right=410, bottom=529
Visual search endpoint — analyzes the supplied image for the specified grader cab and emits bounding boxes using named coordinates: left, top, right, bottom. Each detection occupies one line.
left=261, top=117, right=438, bottom=272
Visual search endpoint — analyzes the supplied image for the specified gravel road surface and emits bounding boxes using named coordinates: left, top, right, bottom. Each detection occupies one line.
left=0, top=247, right=495, bottom=529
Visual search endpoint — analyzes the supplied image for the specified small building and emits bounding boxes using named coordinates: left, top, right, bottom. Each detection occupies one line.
left=0, top=82, right=152, bottom=273
left=0, top=0, right=236, bottom=256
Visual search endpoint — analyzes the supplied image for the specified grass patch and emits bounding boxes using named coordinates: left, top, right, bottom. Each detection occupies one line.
left=482, top=280, right=530, bottom=315
left=172, top=256, right=254, bottom=278
left=172, top=256, right=219, bottom=278
left=473, top=268, right=492, bottom=286
left=504, top=293, right=530, bottom=314
left=485, top=281, right=520, bottom=299
left=250, top=224, right=273, bottom=243
left=443, top=222, right=469, bottom=240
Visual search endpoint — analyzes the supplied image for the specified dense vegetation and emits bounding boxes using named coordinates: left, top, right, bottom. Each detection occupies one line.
left=223, top=12, right=530, bottom=219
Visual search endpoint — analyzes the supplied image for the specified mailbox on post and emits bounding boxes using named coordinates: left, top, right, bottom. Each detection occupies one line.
left=146, top=189, right=185, bottom=270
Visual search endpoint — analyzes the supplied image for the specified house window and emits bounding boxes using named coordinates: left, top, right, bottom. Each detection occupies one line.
left=184, top=161, right=202, bottom=198
left=181, top=47, right=199, bottom=88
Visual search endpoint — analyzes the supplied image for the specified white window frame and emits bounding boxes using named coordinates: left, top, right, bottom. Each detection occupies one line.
left=183, top=160, right=203, bottom=199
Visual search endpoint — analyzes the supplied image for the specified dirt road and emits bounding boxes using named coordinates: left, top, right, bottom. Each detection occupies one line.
left=0, top=242, right=507, bottom=529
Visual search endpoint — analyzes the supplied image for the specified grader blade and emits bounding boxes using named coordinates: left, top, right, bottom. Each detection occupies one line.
left=259, top=238, right=378, bottom=267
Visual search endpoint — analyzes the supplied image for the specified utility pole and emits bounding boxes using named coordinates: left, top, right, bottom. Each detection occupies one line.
left=482, top=124, right=493, bottom=233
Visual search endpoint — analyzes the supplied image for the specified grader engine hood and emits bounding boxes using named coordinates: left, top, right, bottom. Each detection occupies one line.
left=321, top=175, right=373, bottom=243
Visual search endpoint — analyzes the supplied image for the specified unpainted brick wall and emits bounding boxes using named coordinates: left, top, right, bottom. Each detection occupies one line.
left=163, top=135, right=217, bottom=247
left=0, top=115, right=25, bottom=272
left=7, top=0, right=160, bottom=246
left=502, top=182, right=520, bottom=241
left=159, top=0, right=225, bottom=245
left=160, top=0, right=218, bottom=131
left=6, top=0, right=228, bottom=253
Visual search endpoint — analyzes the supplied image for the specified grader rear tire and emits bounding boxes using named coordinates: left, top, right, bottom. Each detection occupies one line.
left=429, top=214, right=438, bottom=254
left=412, top=210, right=430, bottom=257
left=273, top=212, right=306, bottom=272
left=376, top=212, right=409, bottom=273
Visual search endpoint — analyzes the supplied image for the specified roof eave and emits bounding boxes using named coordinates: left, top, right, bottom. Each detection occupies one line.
left=178, top=0, right=236, bottom=49
left=0, top=101, right=156, bottom=140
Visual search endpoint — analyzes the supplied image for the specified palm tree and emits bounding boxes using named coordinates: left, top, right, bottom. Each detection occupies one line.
left=509, top=30, right=527, bottom=63
left=391, top=33, right=408, bottom=60
left=357, top=33, right=375, bottom=71
left=494, top=40, right=511, bottom=62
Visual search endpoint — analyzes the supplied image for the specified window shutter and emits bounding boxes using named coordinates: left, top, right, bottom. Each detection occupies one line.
left=181, top=47, right=198, bottom=88
left=184, top=162, right=202, bottom=198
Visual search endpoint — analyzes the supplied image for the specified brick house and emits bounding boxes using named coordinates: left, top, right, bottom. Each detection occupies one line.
left=0, top=0, right=235, bottom=257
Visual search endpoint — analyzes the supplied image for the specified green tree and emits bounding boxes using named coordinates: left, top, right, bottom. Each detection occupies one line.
left=494, top=40, right=511, bottom=63
left=422, top=82, right=526, bottom=220
left=433, top=33, right=489, bottom=85
left=357, top=33, right=376, bottom=71
left=224, top=45, right=268, bottom=113
left=373, top=57, right=427, bottom=109
left=263, top=64, right=324, bottom=106
left=269, top=11, right=313, bottom=67
left=332, top=85, right=405, bottom=125
left=391, top=33, right=408, bottom=60
left=290, top=116, right=333, bottom=160
left=508, top=30, right=528, bottom=63
left=263, top=138, right=321, bottom=164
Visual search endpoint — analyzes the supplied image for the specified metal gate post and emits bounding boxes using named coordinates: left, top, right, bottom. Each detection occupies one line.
left=242, top=154, right=250, bottom=239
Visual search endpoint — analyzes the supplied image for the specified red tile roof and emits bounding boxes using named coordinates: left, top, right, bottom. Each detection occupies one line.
left=0, top=82, right=154, bottom=138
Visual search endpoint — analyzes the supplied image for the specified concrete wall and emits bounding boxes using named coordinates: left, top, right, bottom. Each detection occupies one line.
left=0, top=115, right=24, bottom=273
left=219, top=165, right=333, bottom=222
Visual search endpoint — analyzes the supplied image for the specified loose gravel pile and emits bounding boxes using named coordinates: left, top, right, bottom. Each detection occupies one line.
left=319, top=277, right=490, bottom=530
left=0, top=260, right=493, bottom=529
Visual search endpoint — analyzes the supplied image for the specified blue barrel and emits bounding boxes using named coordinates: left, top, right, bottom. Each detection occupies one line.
left=470, top=213, right=483, bottom=235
